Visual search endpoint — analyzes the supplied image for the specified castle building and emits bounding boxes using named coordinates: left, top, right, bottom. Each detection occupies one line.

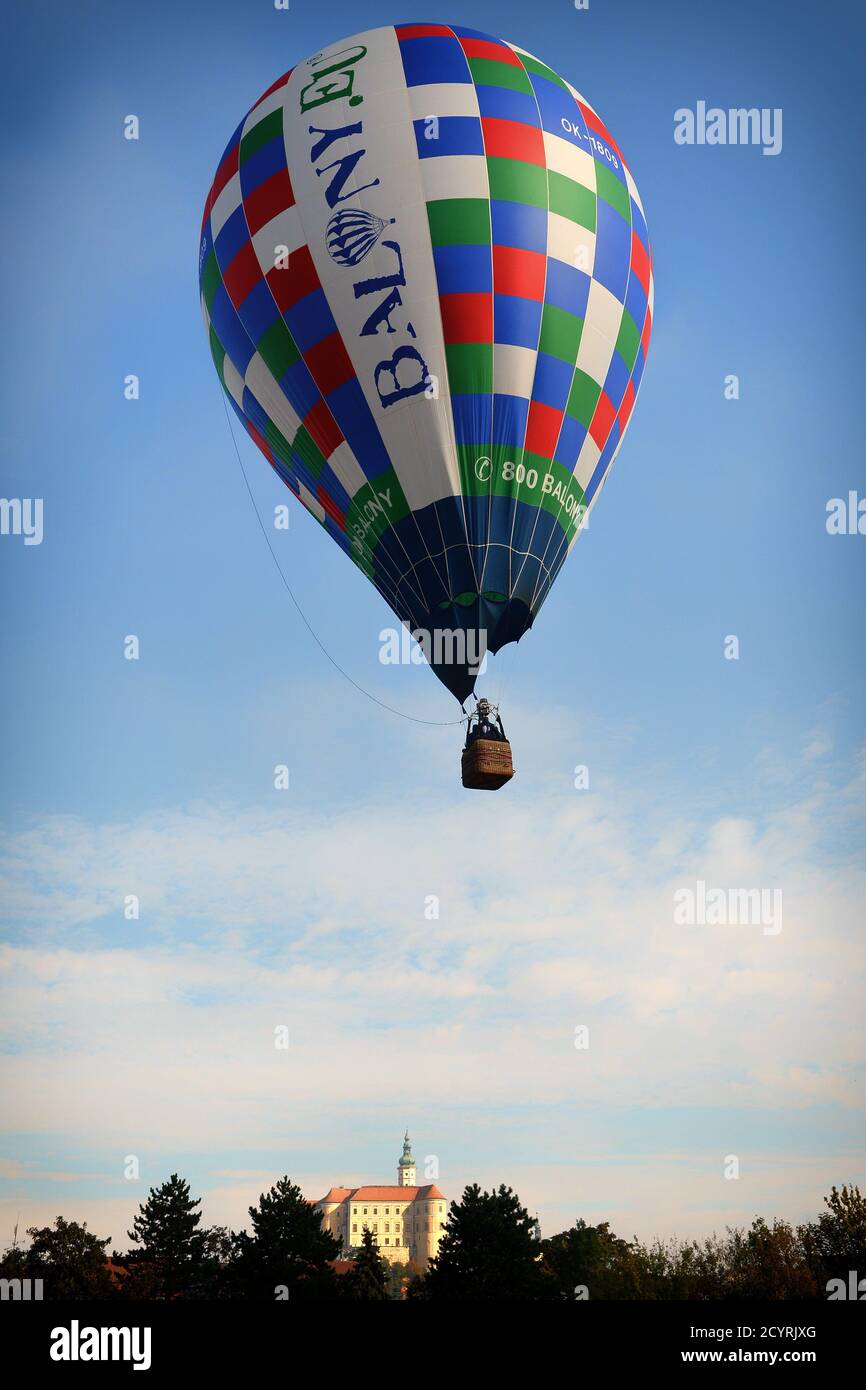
left=316, top=1133, right=448, bottom=1268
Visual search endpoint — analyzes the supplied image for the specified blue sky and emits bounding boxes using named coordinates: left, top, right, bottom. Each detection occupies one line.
left=0, top=0, right=864, bottom=1244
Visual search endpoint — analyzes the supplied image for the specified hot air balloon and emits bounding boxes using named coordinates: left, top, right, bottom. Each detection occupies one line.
left=199, top=23, right=653, bottom=786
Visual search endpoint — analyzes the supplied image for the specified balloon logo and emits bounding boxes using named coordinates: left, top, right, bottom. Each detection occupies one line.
left=200, top=24, right=653, bottom=705
left=326, top=208, right=397, bottom=267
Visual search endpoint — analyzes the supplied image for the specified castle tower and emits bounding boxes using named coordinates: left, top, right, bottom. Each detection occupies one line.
left=397, top=1130, right=416, bottom=1186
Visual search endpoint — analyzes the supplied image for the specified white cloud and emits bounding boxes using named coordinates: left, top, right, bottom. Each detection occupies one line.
left=0, top=728, right=864, bottom=1237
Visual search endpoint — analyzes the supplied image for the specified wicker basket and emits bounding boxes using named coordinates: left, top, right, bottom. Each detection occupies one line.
left=461, top=738, right=515, bottom=790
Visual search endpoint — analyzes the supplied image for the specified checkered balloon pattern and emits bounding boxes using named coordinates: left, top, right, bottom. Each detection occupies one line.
left=200, top=23, right=653, bottom=702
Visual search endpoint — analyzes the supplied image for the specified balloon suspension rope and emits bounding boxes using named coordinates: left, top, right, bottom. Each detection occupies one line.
left=222, top=395, right=466, bottom=728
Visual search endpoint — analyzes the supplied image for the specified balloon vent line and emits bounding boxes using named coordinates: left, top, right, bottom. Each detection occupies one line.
left=220, top=394, right=464, bottom=728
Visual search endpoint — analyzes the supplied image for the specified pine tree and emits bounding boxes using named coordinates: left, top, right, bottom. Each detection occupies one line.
left=232, top=1176, right=340, bottom=1300
left=343, top=1227, right=389, bottom=1299
left=127, top=1174, right=206, bottom=1298
left=424, top=1183, right=549, bottom=1300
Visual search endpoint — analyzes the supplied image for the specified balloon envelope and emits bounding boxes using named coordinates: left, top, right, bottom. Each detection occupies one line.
left=200, top=23, right=653, bottom=701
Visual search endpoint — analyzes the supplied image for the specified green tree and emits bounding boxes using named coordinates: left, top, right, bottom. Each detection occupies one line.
left=342, top=1228, right=389, bottom=1300
left=541, top=1218, right=647, bottom=1299
left=633, top=1221, right=819, bottom=1301
left=803, top=1184, right=866, bottom=1290
left=423, top=1184, right=549, bottom=1300
left=633, top=1237, right=691, bottom=1300
left=385, top=1259, right=412, bottom=1300
left=405, top=1270, right=430, bottom=1299
left=127, top=1174, right=206, bottom=1298
left=193, top=1224, right=238, bottom=1300
left=725, top=1218, right=818, bottom=1299
left=17, top=1217, right=114, bottom=1300
left=232, top=1176, right=340, bottom=1300
left=0, top=1226, right=27, bottom=1285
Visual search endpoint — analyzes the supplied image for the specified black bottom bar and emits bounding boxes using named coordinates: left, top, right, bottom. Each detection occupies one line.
left=3, top=1298, right=861, bottom=1375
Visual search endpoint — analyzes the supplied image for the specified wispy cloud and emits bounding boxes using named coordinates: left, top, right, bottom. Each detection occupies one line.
left=1, top=720, right=863, bottom=1245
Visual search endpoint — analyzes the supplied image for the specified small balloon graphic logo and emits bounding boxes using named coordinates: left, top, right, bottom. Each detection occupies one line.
left=326, top=208, right=396, bottom=267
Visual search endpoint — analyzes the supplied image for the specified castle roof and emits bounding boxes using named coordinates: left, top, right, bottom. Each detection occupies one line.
left=319, top=1187, right=355, bottom=1203
left=318, top=1184, right=445, bottom=1204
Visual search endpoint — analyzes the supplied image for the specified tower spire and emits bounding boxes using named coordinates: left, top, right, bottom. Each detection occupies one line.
left=398, top=1130, right=416, bottom=1186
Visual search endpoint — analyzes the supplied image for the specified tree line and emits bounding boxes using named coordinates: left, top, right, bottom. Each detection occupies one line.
left=1, top=1175, right=864, bottom=1300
